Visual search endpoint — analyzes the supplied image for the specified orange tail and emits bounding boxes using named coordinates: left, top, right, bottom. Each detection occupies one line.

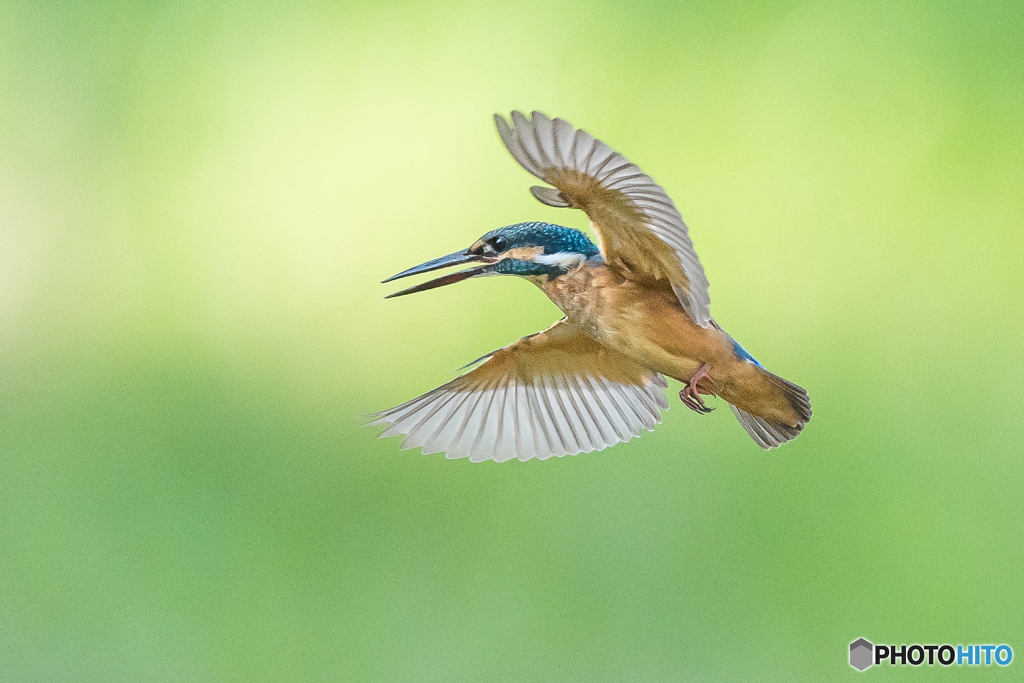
left=721, top=367, right=811, bottom=449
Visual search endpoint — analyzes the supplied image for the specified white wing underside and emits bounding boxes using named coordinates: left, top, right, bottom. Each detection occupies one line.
left=369, top=372, right=668, bottom=462
left=369, top=322, right=670, bottom=462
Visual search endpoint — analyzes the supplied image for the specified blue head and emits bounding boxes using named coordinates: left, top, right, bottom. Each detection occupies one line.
left=383, top=222, right=601, bottom=298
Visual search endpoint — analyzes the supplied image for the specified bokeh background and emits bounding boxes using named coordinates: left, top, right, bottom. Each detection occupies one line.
left=2, top=0, right=1022, bottom=680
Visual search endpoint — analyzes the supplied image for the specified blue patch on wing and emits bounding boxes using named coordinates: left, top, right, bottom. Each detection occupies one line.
left=731, top=338, right=763, bottom=367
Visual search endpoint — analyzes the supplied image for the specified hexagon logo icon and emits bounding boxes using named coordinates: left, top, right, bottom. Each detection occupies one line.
left=850, top=638, right=873, bottom=671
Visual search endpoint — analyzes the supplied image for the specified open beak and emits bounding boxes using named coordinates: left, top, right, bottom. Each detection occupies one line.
left=382, top=249, right=494, bottom=298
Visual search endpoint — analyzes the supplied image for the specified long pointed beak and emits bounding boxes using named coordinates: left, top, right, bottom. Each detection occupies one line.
left=382, top=250, right=492, bottom=299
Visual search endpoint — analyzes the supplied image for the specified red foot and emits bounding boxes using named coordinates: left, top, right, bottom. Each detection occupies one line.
left=679, top=363, right=714, bottom=414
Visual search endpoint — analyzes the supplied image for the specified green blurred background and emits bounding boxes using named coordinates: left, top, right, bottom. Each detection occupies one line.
left=1, top=0, right=1022, bottom=680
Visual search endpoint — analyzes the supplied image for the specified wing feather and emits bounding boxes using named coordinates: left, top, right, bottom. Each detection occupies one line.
left=540, top=372, right=575, bottom=456
left=495, top=111, right=713, bottom=327
left=469, top=384, right=502, bottom=462
left=571, top=129, right=593, bottom=169
left=426, top=387, right=478, bottom=455
left=585, top=373, right=629, bottom=441
left=530, top=185, right=570, bottom=207
left=369, top=319, right=667, bottom=461
left=552, top=117, right=575, bottom=167
left=502, top=378, right=522, bottom=462
left=599, top=376, right=644, bottom=437
left=552, top=370, right=589, bottom=453
left=565, top=371, right=603, bottom=448
left=585, top=374, right=622, bottom=439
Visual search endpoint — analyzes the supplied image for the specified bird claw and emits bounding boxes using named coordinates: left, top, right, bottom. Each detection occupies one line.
left=679, top=363, right=714, bottom=414
left=680, top=387, right=714, bottom=413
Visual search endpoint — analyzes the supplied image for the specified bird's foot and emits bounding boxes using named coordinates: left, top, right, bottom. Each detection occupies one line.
left=679, top=363, right=714, bottom=414
left=680, top=391, right=713, bottom=413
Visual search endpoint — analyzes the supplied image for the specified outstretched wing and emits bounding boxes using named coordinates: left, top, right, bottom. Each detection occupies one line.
left=495, top=111, right=712, bottom=327
left=368, top=319, right=669, bottom=462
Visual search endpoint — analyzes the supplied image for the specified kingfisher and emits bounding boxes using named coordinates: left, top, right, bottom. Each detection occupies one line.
left=369, top=111, right=811, bottom=462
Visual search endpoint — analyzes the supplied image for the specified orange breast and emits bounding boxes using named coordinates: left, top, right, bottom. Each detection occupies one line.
left=538, top=264, right=738, bottom=386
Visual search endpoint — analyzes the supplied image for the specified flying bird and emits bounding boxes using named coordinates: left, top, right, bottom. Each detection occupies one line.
left=369, top=111, right=810, bottom=461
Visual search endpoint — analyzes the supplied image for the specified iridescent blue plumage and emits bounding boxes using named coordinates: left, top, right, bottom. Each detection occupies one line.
left=493, top=258, right=549, bottom=276
left=372, top=111, right=811, bottom=459
left=730, top=338, right=763, bottom=368
left=482, top=222, right=600, bottom=257
left=486, top=222, right=601, bottom=278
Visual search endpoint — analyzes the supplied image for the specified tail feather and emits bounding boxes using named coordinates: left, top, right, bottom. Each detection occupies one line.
left=728, top=370, right=811, bottom=450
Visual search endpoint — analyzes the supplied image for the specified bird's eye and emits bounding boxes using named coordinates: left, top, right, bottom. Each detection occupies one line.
left=489, top=235, right=509, bottom=252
